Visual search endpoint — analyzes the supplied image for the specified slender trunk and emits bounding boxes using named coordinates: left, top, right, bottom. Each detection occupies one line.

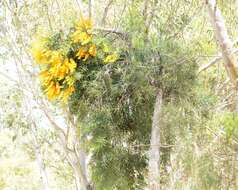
left=75, top=176, right=81, bottom=190
left=101, top=0, right=114, bottom=25
left=32, top=126, right=50, bottom=190
left=65, top=149, right=91, bottom=190
left=148, top=89, right=163, bottom=190
left=206, top=0, right=238, bottom=87
left=74, top=163, right=90, bottom=190
left=79, top=149, right=87, bottom=180
left=34, top=144, right=50, bottom=190
left=88, top=0, right=92, bottom=19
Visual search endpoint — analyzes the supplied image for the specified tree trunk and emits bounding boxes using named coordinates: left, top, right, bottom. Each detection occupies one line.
left=65, top=150, right=91, bottom=190
left=206, top=0, right=238, bottom=88
left=88, top=0, right=93, bottom=19
left=32, top=126, right=50, bottom=190
left=148, top=89, right=163, bottom=190
left=34, top=144, right=50, bottom=190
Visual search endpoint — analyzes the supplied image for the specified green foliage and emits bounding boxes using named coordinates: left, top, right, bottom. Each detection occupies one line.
left=2, top=0, right=238, bottom=189
left=222, top=114, right=238, bottom=142
left=68, top=11, right=198, bottom=189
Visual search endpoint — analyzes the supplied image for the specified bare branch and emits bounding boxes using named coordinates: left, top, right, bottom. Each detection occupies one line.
left=101, top=0, right=114, bottom=25
left=198, top=49, right=238, bottom=73
left=88, top=0, right=92, bottom=19
left=95, top=27, right=129, bottom=39
left=198, top=38, right=238, bottom=73
left=41, top=108, right=66, bottom=138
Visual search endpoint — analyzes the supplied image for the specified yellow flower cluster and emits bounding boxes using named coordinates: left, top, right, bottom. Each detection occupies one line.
left=31, top=18, right=119, bottom=103
left=71, top=19, right=97, bottom=62
left=71, top=18, right=93, bottom=44
left=104, top=53, right=118, bottom=63
left=71, top=18, right=118, bottom=63
left=32, top=42, right=77, bottom=102
left=31, top=38, right=50, bottom=64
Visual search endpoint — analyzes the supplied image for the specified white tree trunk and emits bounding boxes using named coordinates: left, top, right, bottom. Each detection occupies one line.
left=34, top=143, right=50, bottom=190
left=206, top=0, right=238, bottom=87
left=148, top=89, right=163, bottom=190
left=64, top=149, right=91, bottom=190
left=3, top=2, right=91, bottom=190
left=31, top=123, right=50, bottom=190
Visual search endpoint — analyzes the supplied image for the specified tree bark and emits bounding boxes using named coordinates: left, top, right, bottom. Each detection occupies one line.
left=101, top=0, right=114, bottom=25
left=30, top=123, right=50, bottom=190
left=34, top=141, right=50, bottom=190
left=88, top=0, right=93, bottom=19
left=64, top=147, right=91, bottom=190
left=206, top=0, right=238, bottom=88
left=3, top=2, right=91, bottom=190
left=148, top=89, right=162, bottom=190
left=62, top=112, right=91, bottom=190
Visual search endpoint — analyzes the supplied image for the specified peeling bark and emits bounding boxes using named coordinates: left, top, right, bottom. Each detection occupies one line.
left=148, top=89, right=162, bottom=190
left=206, top=0, right=238, bottom=87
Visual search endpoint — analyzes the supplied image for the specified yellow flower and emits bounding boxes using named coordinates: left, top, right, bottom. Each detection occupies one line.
left=31, top=49, right=47, bottom=64
left=31, top=37, right=51, bottom=64
left=102, top=43, right=110, bottom=53
left=72, top=31, right=92, bottom=44
left=39, top=70, right=50, bottom=79
left=64, top=58, right=77, bottom=73
left=64, top=76, right=75, bottom=86
left=50, top=51, right=62, bottom=65
left=89, top=44, right=97, bottom=57
left=76, top=18, right=92, bottom=32
left=39, top=70, right=53, bottom=86
left=104, top=53, right=118, bottom=63
left=58, top=64, right=69, bottom=79
left=76, top=47, right=89, bottom=61
left=44, top=81, right=61, bottom=100
left=49, top=64, right=60, bottom=78
left=60, top=86, right=75, bottom=103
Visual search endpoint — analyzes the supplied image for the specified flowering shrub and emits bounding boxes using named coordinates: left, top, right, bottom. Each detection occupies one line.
left=31, top=18, right=118, bottom=103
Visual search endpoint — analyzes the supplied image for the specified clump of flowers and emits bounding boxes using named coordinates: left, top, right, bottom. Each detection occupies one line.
left=31, top=18, right=118, bottom=103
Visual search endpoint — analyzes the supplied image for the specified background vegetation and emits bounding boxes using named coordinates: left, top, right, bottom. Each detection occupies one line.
left=0, top=0, right=238, bottom=189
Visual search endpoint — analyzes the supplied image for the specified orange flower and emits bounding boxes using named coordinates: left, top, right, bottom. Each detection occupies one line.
left=44, top=81, right=61, bottom=100
left=76, top=47, right=90, bottom=61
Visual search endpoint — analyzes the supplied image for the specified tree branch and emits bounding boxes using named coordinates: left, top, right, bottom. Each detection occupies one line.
left=198, top=38, right=238, bottom=74
left=101, top=0, right=113, bottom=25
left=94, top=27, right=129, bottom=40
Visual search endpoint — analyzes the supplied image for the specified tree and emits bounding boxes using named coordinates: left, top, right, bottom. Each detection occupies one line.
left=206, top=0, right=238, bottom=87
